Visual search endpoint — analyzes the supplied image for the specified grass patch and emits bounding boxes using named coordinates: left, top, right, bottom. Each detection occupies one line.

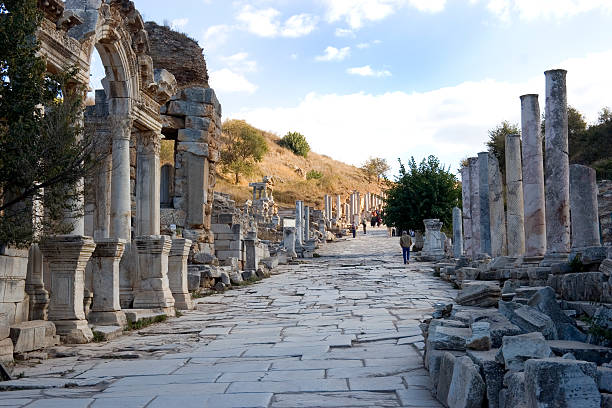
left=175, top=311, right=183, bottom=318
left=124, top=314, right=168, bottom=332
left=191, top=291, right=204, bottom=299
left=92, top=331, right=106, bottom=343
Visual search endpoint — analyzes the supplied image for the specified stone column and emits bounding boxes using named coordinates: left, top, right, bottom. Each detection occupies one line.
left=168, top=238, right=194, bottom=310
left=468, top=157, right=481, bottom=258
left=295, top=201, right=303, bottom=247
left=133, top=235, right=175, bottom=315
left=488, top=154, right=507, bottom=257
left=543, top=69, right=571, bottom=264
left=478, top=152, right=491, bottom=256
left=252, top=187, right=257, bottom=202
left=505, top=134, right=526, bottom=257
left=88, top=238, right=127, bottom=327
left=324, top=195, right=330, bottom=220
left=136, top=130, right=161, bottom=236
left=344, top=203, right=349, bottom=222
left=26, top=244, right=48, bottom=320
left=244, top=231, right=258, bottom=271
left=304, top=206, right=311, bottom=241
left=39, top=236, right=96, bottom=343
left=460, top=165, right=472, bottom=257
left=283, top=227, right=297, bottom=258
left=349, top=194, right=355, bottom=223
left=521, top=94, right=547, bottom=259
left=336, top=195, right=342, bottom=220
left=570, top=165, right=600, bottom=248
left=110, top=115, right=133, bottom=240
left=93, top=150, right=112, bottom=239
left=422, top=219, right=445, bottom=260
left=318, top=220, right=327, bottom=242
left=365, top=193, right=370, bottom=212
left=452, top=207, right=463, bottom=258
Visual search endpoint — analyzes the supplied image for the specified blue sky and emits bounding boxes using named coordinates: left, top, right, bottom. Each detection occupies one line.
left=91, top=0, right=612, bottom=176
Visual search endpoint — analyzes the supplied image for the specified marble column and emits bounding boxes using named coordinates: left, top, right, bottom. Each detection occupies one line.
left=365, top=193, right=370, bottom=212
left=478, top=152, right=491, bottom=256
left=304, top=206, right=311, bottom=241
left=422, top=219, right=445, bottom=259
left=26, top=244, right=48, bottom=320
left=88, top=238, right=127, bottom=327
left=244, top=231, right=258, bottom=271
left=460, top=165, right=472, bottom=257
left=521, top=94, right=547, bottom=259
left=110, top=115, right=133, bottom=240
left=468, top=157, right=481, bottom=258
left=295, top=201, right=303, bottom=247
left=136, top=130, right=161, bottom=236
left=488, top=154, right=507, bottom=257
left=505, top=134, right=526, bottom=257
left=168, top=238, right=194, bottom=310
left=570, top=165, right=600, bottom=248
left=543, top=69, right=571, bottom=263
left=344, top=203, right=349, bottom=222
left=283, top=227, right=297, bottom=258
left=452, top=207, right=463, bottom=258
left=132, top=235, right=175, bottom=315
left=336, top=195, right=342, bottom=220
left=349, top=194, right=355, bottom=223
left=93, top=150, right=112, bottom=239
left=39, top=235, right=96, bottom=343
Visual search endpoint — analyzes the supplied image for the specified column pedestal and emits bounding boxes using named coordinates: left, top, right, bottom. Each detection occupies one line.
left=26, top=244, right=49, bottom=321
left=283, top=227, right=297, bottom=258
left=244, top=232, right=258, bottom=271
left=89, top=238, right=127, bottom=327
left=39, top=235, right=96, bottom=344
left=133, top=235, right=175, bottom=315
left=168, top=238, right=194, bottom=310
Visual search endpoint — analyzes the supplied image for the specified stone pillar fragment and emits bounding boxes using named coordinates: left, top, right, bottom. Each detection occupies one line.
left=109, top=115, right=133, bottom=240
left=26, top=244, right=48, bottom=321
left=244, top=232, right=258, bottom=271
left=505, top=134, right=526, bottom=257
left=132, top=235, right=175, bottom=315
left=521, top=94, right=547, bottom=259
left=283, top=227, right=297, bottom=258
left=570, top=165, right=600, bottom=248
left=305, top=206, right=311, bottom=241
left=469, top=157, right=481, bottom=258
left=168, top=238, right=194, bottom=310
left=453, top=207, right=463, bottom=258
left=460, top=166, right=472, bottom=257
left=135, top=131, right=161, bottom=236
left=336, top=195, right=342, bottom=220
left=543, top=70, right=571, bottom=263
left=422, top=219, right=445, bottom=260
left=489, top=154, right=507, bottom=257
left=40, top=236, right=96, bottom=343
left=88, top=238, right=127, bottom=327
left=295, top=201, right=303, bottom=247
left=478, top=152, right=491, bottom=256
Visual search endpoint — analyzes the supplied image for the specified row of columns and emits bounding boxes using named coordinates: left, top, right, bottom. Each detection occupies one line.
left=459, top=69, right=601, bottom=264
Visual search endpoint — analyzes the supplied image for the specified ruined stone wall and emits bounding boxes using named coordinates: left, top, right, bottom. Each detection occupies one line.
left=144, top=22, right=209, bottom=90
left=599, top=180, right=612, bottom=245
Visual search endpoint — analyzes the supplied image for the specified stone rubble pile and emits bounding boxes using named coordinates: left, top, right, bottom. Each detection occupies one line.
left=420, top=68, right=612, bottom=407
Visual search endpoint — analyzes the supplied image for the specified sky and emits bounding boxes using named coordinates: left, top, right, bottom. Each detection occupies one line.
left=90, top=0, right=612, bottom=177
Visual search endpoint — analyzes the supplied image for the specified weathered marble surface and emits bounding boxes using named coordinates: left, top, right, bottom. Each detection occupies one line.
left=570, top=164, right=601, bottom=248
left=505, top=134, right=525, bottom=257
left=469, top=157, right=481, bottom=258
left=478, top=152, right=492, bottom=256
left=488, top=154, right=507, bottom=257
left=461, top=166, right=472, bottom=257
left=453, top=207, right=463, bottom=258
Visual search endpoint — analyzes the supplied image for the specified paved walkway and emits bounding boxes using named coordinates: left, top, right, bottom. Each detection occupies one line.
left=1, top=228, right=456, bottom=407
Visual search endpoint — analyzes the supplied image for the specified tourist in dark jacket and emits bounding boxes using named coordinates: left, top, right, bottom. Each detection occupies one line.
left=400, top=231, right=412, bottom=264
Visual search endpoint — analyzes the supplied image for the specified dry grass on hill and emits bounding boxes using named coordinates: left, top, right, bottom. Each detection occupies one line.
left=215, top=131, right=388, bottom=210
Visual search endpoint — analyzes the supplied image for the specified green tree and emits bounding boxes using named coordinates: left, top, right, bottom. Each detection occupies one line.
left=220, top=120, right=268, bottom=184
left=486, top=121, right=520, bottom=180
left=279, top=131, right=310, bottom=157
left=0, top=0, right=99, bottom=247
left=383, top=156, right=461, bottom=234
left=361, top=157, right=390, bottom=182
left=597, top=107, right=612, bottom=124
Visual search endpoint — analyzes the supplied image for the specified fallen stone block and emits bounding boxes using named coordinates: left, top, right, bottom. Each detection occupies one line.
left=455, top=282, right=501, bottom=307
left=569, top=246, right=608, bottom=265
left=501, top=304, right=556, bottom=340
left=436, top=352, right=456, bottom=404
left=9, top=320, right=56, bottom=354
left=428, top=326, right=471, bottom=351
left=561, top=272, right=607, bottom=302
left=447, top=356, right=485, bottom=408
left=475, top=313, right=522, bottom=348
left=501, top=371, right=527, bottom=408
left=0, top=338, right=13, bottom=364
left=602, top=393, right=612, bottom=408
left=597, top=366, right=612, bottom=393
left=229, top=271, right=243, bottom=285
left=547, top=340, right=612, bottom=365
left=467, top=349, right=504, bottom=408
left=525, top=358, right=600, bottom=408
left=467, top=322, right=491, bottom=351
left=501, top=332, right=553, bottom=372
left=527, top=286, right=586, bottom=342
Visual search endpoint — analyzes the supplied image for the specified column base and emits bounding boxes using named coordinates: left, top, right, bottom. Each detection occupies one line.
left=133, top=288, right=175, bottom=310
left=54, top=320, right=93, bottom=344
left=539, top=253, right=569, bottom=267
left=27, top=288, right=49, bottom=321
left=88, top=310, right=127, bottom=327
left=172, top=293, right=194, bottom=310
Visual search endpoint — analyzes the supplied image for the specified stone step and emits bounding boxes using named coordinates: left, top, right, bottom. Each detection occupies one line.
left=9, top=320, right=58, bottom=354
left=90, top=325, right=123, bottom=341
left=123, top=309, right=168, bottom=324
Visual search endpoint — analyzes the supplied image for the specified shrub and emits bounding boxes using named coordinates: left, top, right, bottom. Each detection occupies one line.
left=306, top=170, right=323, bottom=180
left=279, top=131, right=310, bottom=157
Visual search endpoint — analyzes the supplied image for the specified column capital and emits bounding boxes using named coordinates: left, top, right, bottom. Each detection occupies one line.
left=136, top=130, right=162, bottom=155
left=110, top=115, right=133, bottom=141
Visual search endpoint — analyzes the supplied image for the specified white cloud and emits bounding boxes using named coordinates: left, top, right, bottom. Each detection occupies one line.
left=315, top=46, right=351, bottom=62
left=335, top=28, right=355, bottom=37
left=170, top=18, right=189, bottom=31
left=209, top=68, right=258, bottom=94
left=290, top=53, right=299, bottom=60
left=281, top=13, right=318, bottom=37
left=322, top=0, right=446, bottom=29
left=229, top=50, right=612, bottom=175
left=474, top=0, right=612, bottom=21
left=236, top=5, right=318, bottom=38
left=220, top=52, right=257, bottom=73
left=202, top=24, right=233, bottom=51
left=347, top=65, right=392, bottom=77
left=356, top=40, right=382, bottom=49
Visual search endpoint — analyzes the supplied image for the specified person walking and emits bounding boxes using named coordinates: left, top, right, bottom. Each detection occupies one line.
left=400, top=230, right=412, bottom=264
left=361, top=214, right=367, bottom=234
left=351, top=223, right=357, bottom=238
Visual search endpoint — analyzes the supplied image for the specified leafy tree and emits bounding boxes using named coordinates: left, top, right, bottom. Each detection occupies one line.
left=0, top=0, right=99, bottom=247
left=220, top=120, right=268, bottom=184
left=383, top=155, right=461, bottom=234
left=361, top=157, right=391, bottom=182
left=279, top=131, right=310, bottom=157
left=486, top=121, right=520, bottom=180
left=598, top=107, right=612, bottom=124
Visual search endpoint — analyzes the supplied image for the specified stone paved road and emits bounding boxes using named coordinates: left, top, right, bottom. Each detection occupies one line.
left=1, top=228, right=456, bottom=407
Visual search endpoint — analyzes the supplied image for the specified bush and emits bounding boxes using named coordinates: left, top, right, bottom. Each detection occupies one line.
left=279, top=131, right=310, bottom=157
left=306, top=170, right=323, bottom=180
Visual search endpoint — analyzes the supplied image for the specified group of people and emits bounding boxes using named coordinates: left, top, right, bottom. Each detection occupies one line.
left=350, top=209, right=384, bottom=237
